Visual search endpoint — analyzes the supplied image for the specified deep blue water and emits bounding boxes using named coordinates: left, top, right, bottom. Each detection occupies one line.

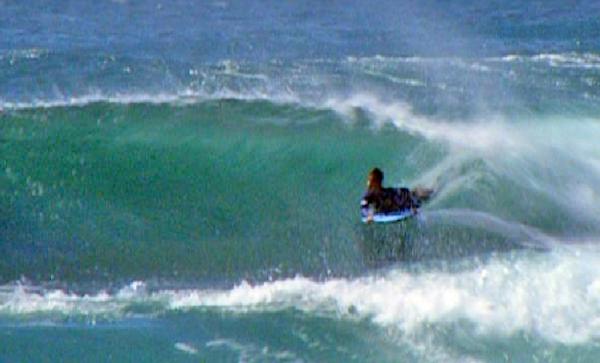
left=1, top=1, right=600, bottom=362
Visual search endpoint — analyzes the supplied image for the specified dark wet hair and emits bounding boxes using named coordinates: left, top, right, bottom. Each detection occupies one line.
left=369, top=167, right=383, bottom=182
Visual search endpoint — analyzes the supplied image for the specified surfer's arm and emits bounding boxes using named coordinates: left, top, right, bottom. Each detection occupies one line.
left=361, top=198, right=375, bottom=223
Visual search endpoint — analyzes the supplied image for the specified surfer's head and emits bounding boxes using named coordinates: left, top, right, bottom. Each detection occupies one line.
left=367, top=167, right=383, bottom=190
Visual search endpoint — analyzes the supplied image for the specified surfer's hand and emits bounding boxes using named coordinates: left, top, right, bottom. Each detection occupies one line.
left=367, top=215, right=374, bottom=224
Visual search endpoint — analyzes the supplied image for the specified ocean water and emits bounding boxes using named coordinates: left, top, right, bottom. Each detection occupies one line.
left=1, top=1, right=600, bottom=362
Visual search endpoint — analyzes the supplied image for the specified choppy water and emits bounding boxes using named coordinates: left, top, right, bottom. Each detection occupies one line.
left=1, top=1, right=600, bottom=362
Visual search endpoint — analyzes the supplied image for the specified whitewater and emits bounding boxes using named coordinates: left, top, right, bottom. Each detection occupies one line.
left=2, top=0, right=600, bottom=362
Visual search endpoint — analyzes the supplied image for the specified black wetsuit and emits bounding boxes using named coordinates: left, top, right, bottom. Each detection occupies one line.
left=360, top=187, right=418, bottom=217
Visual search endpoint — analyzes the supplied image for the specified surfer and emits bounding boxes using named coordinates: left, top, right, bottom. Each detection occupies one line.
left=361, top=167, right=433, bottom=223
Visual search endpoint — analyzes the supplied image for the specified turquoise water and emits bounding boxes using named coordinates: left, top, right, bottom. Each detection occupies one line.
left=2, top=1, right=600, bottom=362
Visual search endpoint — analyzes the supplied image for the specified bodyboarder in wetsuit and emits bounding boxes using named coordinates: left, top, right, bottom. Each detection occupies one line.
left=360, top=167, right=433, bottom=223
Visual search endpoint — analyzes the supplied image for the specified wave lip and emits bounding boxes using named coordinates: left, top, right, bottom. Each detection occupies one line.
left=0, top=87, right=302, bottom=111
left=323, top=93, right=525, bottom=152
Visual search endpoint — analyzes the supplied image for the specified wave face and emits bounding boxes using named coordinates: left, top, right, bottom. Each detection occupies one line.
left=2, top=1, right=600, bottom=362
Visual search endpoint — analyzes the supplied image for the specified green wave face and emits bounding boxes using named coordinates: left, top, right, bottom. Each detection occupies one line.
left=0, top=101, right=423, bottom=284
left=2, top=99, right=599, bottom=286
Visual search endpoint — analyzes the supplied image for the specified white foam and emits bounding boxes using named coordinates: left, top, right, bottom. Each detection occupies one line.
left=1, top=245, right=599, bottom=345
left=343, top=52, right=599, bottom=72
left=215, top=59, right=269, bottom=80
left=323, top=93, right=526, bottom=152
left=205, top=338, right=299, bottom=362
left=0, top=48, right=48, bottom=62
left=166, top=245, right=600, bottom=345
left=420, top=208, right=554, bottom=249
left=174, top=342, right=198, bottom=355
left=0, top=88, right=299, bottom=112
left=321, top=91, right=600, bottom=224
left=0, top=92, right=183, bottom=111
left=490, top=52, right=600, bottom=69
left=531, top=53, right=600, bottom=68
left=362, top=69, right=426, bottom=87
left=345, top=54, right=458, bottom=65
left=0, top=285, right=114, bottom=315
